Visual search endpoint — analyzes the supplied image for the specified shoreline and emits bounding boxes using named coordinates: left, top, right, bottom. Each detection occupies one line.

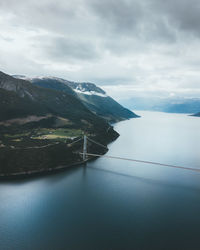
left=0, top=154, right=101, bottom=181
left=0, top=159, right=87, bottom=180
left=0, top=120, right=123, bottom=181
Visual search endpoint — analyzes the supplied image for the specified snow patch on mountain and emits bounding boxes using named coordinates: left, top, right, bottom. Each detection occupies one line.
left=72, top=83, right=107, bottom=97
left=14, top=75, right=108, bottom=97
left=74, top=88, right=107, bottom=97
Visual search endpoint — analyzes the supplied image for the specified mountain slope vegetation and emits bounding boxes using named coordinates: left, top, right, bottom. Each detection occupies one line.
left=15, top=76, right=139, bottom=122
left=0, top=71, right=112, bottom=133
left=0, top=71, right=120, bottom=176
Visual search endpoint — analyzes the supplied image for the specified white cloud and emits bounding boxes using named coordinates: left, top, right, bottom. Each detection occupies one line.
left=0, top=0, right=200, bottom=100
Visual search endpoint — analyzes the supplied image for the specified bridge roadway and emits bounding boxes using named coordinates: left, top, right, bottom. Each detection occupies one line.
left=78, top=135, right=200, bottom=173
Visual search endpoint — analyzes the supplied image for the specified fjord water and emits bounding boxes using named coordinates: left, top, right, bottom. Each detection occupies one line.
left=1, top=111, right=200, bottom=250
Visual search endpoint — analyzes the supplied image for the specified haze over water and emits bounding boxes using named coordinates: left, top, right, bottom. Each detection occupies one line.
left=1, top=111, right=200, bottom=250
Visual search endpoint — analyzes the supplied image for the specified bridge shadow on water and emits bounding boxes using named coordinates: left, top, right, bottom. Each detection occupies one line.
left=87, top=165, right=200, bottom=194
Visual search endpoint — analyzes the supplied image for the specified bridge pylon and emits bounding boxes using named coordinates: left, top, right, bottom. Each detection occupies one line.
left=82, top=135, right=87, bottom=161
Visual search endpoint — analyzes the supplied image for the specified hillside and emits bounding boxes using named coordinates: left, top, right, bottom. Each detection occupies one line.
left=67, top=81, right=139, bottom=122
left=0, top=71, right=112, bottom=132
left=15, top=76, right=139, bottom=122
left=0, top=71, right=119, bottom=176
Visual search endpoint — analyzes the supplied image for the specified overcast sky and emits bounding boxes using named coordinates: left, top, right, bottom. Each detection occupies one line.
left=0, top=0, right=200, bottom=100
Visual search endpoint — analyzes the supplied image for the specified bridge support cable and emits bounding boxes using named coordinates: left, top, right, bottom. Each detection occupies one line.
left=87, top=137, right=108, bottom=149
left=79, top=152, right=200, bottom=173
left=68, top=137, right=83, bottom=146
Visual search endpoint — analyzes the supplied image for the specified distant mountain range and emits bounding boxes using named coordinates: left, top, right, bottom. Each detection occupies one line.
left=14, top=75, right=139, bottom=122
left=120, top=97, right=200, bottom=114
left=192, top=112, right=200, bottom=117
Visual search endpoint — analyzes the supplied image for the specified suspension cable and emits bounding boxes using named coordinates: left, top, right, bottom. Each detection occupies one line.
left=79, top=152, right=200, bottom=173
left=68, top=137, right=83, bottom=146
left=87, top=137, right=107, bottom=149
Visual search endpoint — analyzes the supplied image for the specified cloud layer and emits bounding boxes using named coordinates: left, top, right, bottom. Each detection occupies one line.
left=0, top=0, right=200, bottom=99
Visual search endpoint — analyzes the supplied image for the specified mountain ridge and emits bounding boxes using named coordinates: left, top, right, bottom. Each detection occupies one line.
left=121, top=97, right=200, bottom=114
left=0, top=70, right=122, bottom=176
left=14, top=75, right=139, bottom=122
left=0, top=71, right=111, bottom=132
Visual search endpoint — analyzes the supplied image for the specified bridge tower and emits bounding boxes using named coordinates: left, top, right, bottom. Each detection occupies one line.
left=83, top=135, right=87, bottom=161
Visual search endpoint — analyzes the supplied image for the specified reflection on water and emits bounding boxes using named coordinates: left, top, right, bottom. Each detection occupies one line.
left=1, top=111, right=200, bottom=250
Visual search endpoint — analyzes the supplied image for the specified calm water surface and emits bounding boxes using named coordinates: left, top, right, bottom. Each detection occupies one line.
left=1, top=111, right=200, bottom=250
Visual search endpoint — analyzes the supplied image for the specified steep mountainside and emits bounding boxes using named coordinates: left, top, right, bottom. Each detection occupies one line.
left=0, top=71, right=119, bottom=176
left=67, top=81, right=139, bottom=122
left=15, top=76, right=139, bottom=122
left=0, top=71, right=112, bottom=133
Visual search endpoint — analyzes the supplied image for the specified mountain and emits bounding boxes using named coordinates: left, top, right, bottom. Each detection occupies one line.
left=65, top=81, right=139, bottom=122
left=0, top=71, right=112, bottom=133
left=121, top=97, right=200, bottom=114
left=192, top=112, right=200, bottom=117
left=0, top=71, right=120, bottom=176
left=14, top=76, right=138, bottom=122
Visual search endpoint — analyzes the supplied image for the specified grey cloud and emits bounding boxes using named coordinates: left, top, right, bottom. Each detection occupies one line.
left=0, top=0, right=200, bottom=99
left=88, top=0, right=144, bottom=34
left=1, top=0, right=200, bottom=41
left=151, top=0, right=200, bottom=36
left=0, top=0, right=195, bottom=50
left=0, top=0, right=84, bottom=35
left=89, top=76, right=134, bottom=86
left=34, top=36, right=100, bottom=62
left=143, top=18, right=177, bottom=43
left=86, top=0, right=177, bottom=55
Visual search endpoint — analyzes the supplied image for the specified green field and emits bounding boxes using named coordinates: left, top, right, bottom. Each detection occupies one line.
left=33, top=128, right=83, bottom=140
left=3, top=128, right=83, bottom=144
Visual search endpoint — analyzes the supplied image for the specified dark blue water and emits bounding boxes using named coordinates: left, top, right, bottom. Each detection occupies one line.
left=1, top=111, right=200, bottom=250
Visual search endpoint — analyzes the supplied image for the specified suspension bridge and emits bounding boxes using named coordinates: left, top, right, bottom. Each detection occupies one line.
left=71, top=135, right=200, bottom=173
